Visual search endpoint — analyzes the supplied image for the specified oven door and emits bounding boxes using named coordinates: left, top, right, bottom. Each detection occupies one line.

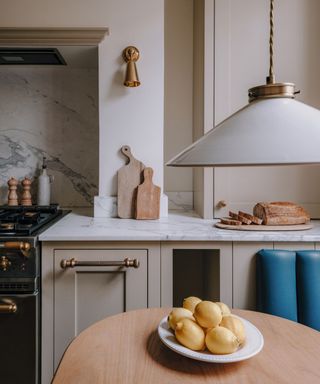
left=0, top=293, right=39, bottom=384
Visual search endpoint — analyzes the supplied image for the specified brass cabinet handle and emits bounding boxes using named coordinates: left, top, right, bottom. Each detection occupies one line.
left=60, top=258, right=140, bottom=269
left=0, top=303, right=17, bottom=314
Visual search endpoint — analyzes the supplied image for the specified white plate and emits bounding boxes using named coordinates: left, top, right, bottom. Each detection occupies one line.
left=158, top=315, right=264, bottom=363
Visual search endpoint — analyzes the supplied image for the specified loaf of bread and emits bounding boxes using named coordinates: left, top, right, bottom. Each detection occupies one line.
left=229, top=211, right=252, bottom=224
left=220, top=217, right=242, bottom=226
left=238, top=211, right=263, bottom=225
left=253, top=202, right=310, bottom=225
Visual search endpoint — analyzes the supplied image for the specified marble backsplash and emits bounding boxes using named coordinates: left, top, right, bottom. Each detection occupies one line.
left=0, top=66, right=98, bottom=207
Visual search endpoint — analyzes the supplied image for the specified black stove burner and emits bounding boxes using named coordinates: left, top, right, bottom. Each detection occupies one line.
left=0, top=204, right=64, bottom=236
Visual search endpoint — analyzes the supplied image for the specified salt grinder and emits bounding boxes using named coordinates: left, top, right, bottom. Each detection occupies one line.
left=7, top=177, right=19, bottom=206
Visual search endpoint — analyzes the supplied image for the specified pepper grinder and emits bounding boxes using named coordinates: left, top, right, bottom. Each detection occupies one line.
left=7, top=177, right=19, bottom=206
left=21, top=177, right=32, bottom=206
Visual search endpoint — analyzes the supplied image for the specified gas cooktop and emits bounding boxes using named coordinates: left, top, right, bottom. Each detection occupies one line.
left=0, top=204, right=66, bottom=236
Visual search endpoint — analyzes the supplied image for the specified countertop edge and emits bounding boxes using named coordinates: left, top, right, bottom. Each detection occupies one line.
left=38, top=210, right=320, bottom=242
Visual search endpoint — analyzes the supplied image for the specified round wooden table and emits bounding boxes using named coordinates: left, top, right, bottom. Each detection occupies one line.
left=53, top=308, right=320, bottom=384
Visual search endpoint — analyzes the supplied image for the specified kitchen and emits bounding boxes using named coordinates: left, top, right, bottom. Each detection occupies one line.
left=1, top=0, right=320, bottom=383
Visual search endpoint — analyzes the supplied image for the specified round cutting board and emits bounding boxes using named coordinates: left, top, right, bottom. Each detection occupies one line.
left=215, top=223, right=313, bottom=231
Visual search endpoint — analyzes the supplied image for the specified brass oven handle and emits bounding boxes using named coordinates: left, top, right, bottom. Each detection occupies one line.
left=0, top=242, right=31, bottom=252
left=0, top=303, right=17, bottom=314
left=60, top=258, right=140, bottom=269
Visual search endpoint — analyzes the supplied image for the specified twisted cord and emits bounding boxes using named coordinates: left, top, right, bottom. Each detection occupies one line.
left=268, top=0, right=275, bottom=83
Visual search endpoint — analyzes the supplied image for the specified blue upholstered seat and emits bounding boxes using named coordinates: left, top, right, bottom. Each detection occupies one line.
left=256, top=249, right=320, bottom=331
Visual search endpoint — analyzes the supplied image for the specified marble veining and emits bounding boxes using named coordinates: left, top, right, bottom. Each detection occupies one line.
left=39, top=209, right=320, bottom=242
left=167, top=191, right=193, bottom=211
left=0, top=67, right=98, bottom=206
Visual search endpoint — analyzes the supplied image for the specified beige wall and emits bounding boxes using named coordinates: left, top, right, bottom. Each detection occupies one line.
left=164, top=0, right=194, bottom=193
left=214, top=0, right=320, bottom=218
left=0, top=0, right=165, bottom=198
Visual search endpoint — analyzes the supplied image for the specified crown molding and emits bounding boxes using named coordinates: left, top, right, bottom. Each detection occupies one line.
left=0, top=27, right=109, bottom=45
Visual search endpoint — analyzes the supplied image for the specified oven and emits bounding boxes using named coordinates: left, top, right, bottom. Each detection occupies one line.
left=0, top=294, right=40, bottom=383
left=0, top=205, right=67, bottom=384
left=0, top=240, right=40, bottom=384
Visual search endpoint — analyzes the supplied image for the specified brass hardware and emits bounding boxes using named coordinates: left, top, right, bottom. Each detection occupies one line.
left=248, top=83, right=296, bottom=102
left=0, top=303, right=17, bottom=314
left=60, top=257, right=140, bottom=269
left=0, top=256, right=11, bottom=271
left=248, top=0, right=297, bottom=102
left=123, top=46, right=140, bottom=87
left=60, top=258, right=76, bottom=269
left=0, top=223, right=14, bottom=230
left=217, top=200, right=227, bottom=208
left=0, top=242, right=31, bottom=258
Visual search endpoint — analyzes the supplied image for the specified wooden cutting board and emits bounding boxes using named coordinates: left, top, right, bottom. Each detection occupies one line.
left=135, top=167, right=161, bottom=220
left=215, top=223, right=313, bottom=231
left=117, top=145, right=145, bottom=218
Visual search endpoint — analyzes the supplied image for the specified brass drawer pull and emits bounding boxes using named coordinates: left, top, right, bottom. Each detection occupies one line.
left=0, top=303, right=17, bottom=314
left=60, top=258, right=140, bottom=269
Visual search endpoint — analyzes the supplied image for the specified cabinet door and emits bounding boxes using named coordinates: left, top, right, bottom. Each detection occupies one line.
left=53, top=249, right=147, bottom=368
left=232, top=242, right=271, bottom=310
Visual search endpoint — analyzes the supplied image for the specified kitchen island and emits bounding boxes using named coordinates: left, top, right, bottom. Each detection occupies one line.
left=39, top=209, right=320, bottom=384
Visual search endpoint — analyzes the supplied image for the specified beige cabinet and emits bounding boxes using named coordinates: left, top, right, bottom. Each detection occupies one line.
left=160, top=242, right=233, bottom=308
left=213, top=1, right=320, bottom=219
left=41, top=239, right=317, bottom=383
left=53, top=249, right=148, bottom=367
left=42, top=242, right=160, bottom=384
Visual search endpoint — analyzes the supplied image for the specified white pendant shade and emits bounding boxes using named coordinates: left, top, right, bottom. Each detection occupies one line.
left=167, top=98, right=320, bottom=167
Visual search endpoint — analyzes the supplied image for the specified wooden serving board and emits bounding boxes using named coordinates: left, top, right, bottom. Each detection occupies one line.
left=215, top=223, right=313, bottom=231
left=117, top=145, right=145, bottom=219
left=135, top=167, right=161, bottom=220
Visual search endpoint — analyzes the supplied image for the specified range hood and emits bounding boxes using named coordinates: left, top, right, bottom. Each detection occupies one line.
left=0, top=47, right=66, bottom=65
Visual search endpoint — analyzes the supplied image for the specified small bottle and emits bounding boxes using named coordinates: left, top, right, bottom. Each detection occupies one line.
left=37, top=157, right=52, bottom=206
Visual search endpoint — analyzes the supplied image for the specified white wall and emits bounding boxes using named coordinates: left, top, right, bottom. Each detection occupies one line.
left=164, top=0, right=193, bottom=194
left=214, top=0, right=320, bottom=218
left=0, top=0, right=165, bottom=199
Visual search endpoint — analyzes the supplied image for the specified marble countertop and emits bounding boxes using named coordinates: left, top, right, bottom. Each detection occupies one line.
left=39, top=209, right=320, bottom=242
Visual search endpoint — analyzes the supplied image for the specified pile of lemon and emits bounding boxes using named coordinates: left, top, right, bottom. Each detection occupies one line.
left=168, top=297, right=245, bottom=354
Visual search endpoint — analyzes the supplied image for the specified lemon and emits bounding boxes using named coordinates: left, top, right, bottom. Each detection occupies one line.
left=220, top=315, right=246, bottom=345
left=175, top=318, right=205, bottom=351
left=205, top=326, right=239, bottom=354
left=194, top=301, right=222, bottom=328
left=183, top=296, right=202, bottom=313
left=168, top=308, right=195, bottom=330
left=215, top=302, right=231, bottom=316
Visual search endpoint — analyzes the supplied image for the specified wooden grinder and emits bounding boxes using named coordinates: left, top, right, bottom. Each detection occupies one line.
left=7, top=177, right=19, bottom=206
left=21, top=177, right=33, bottom=206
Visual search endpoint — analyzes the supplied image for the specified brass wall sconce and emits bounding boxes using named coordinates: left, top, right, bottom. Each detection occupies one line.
left=123, top=46, right=140, bottom=87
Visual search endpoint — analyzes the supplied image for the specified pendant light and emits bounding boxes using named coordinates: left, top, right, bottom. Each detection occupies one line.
left=167, top=0, right=320, bottom=167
